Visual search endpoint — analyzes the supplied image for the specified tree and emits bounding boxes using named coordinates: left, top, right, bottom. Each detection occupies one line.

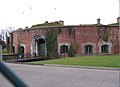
left=0, top=26, right=14, bottom=40
left=5, top=26, right=14, bottom=37
left=0, top=39, right=6, bottom=49
left=0, top=29, right=6, bottom=41
left=0, top=26, right=14, bottom=51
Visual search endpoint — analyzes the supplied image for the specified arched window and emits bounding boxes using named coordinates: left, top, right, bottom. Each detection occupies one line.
left=84, top=45, right=93, bottom=54
left=60, top=45, right=68, bottom=54
left=101, top=45, right=108, bottom=53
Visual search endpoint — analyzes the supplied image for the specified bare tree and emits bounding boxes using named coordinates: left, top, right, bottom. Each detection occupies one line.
left=0, top=33, right=2, bottom=40
left=0, top=26, right=15, bottom=51
left=5, top=26, right=15, bottom=37
left=0, top=29, right=6, bottom=40
left=0, top=26, right=14, bottom=40
left=0, top=29, right=6, bottom=49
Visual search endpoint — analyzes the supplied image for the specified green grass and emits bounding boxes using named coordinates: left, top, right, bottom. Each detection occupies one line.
left=2, top=48, right=8, bottom=54
left=30, top=55, right=120, bottom=68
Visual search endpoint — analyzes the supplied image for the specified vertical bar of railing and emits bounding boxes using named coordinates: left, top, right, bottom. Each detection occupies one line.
left=0, top=45, right=2, bottom=61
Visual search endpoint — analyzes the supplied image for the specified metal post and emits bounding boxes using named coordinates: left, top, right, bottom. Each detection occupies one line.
left=0, top=45, right=2, bottom=61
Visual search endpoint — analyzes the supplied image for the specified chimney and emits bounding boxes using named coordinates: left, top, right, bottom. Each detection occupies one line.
left=97, top=18, right=100, bottom=24
left=59, top=20, right=64, bottom=25
left=25, top=26, right=28, bottom=28
left=45, top=21, right=49, bottom=24
left=117, top=17, right=120, bottom=23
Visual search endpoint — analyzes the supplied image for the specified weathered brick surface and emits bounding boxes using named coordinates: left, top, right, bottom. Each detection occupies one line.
left=12, top=25, right=119, bottom=57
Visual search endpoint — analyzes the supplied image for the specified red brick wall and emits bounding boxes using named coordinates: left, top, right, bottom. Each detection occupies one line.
left=110, top=27, right=119, bottom=54
left=58, top=27, right=72, bottom=43
left=13, top=28, right=46, bottom=57
left=75, top=26, right=99, bottom=54
left=13, top=32, right=19, bottom=53
left=12, top=25, right=119, bottom=57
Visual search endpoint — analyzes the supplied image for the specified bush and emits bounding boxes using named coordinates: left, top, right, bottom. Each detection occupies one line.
left=2, top=48, right=8, bottom=54
left=68, top=43, right=75, bottom=57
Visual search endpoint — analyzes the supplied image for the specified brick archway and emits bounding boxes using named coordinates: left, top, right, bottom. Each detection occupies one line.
left=98, top=42, right=112, bottom=54
left=31, top=34, right=46, bottom=57
left=81, top=42, right=96, bottom=55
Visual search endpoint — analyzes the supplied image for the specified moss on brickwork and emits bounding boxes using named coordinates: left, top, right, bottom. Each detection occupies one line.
left=45, top=28, right=58, bottom=59
left=103, top=28, right=109, bottom=42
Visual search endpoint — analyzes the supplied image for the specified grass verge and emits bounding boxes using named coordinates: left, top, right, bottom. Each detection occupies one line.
left=30, top=55, right=120, bottom=68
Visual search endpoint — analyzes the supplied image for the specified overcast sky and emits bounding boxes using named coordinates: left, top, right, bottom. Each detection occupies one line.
left=0, top=0, right=119, bottom=29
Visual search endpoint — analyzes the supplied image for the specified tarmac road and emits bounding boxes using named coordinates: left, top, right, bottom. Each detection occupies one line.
left=0, top=63, right=119, bottom=87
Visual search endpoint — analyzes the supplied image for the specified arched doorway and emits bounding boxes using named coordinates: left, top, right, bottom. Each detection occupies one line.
left=84, top=45, right=93, bottom=54
left=34, top=35, right=46, bottom=57
left=20, top=46, right=24, bottom=58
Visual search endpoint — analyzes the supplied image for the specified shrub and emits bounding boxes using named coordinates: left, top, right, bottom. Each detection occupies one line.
left=68, top=43, right=75, bottom=57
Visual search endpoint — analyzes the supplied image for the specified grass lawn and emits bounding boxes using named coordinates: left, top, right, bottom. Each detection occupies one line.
left=2, top=48, right=8, bottom=54
left=30, top=55, right=120, bottom=68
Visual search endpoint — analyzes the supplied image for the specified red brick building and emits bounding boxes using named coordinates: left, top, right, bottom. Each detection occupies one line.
left=10, top=18, right=119, bottom=58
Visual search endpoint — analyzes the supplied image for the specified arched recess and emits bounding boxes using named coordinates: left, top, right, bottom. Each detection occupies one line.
left=101, top=45, right=109, bottom=53
left=60, top=45, right=68, bottom=54
left=98, top=42, right=112, bottom=54
left=81, top=42, right=96, bottom=55
left=20, top=46, right=24, bottom=58
left=58, top=43, right=70, bottom=56
left=19, top=43, right=26, bottom=58
left=31, top=34, right=46, bottom=57
left=84, top=45, right=93, bottom=54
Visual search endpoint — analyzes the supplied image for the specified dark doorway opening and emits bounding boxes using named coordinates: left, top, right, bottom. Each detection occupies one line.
left=35, top=37, right=45, bottom=57
left=20, top=46, right=24, bottom=58
left=12, top=46, right=15, bottom=53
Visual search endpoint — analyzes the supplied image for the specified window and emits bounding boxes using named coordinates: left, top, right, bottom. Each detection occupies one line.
left=84, top=45, right=93, bottom=54
left=101, top=45, right=108, bottom=53
left=60, top=45, right=68, bottom=54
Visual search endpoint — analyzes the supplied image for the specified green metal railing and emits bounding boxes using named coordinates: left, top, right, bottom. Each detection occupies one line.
left=0, top=61, right=28, bottom=87
left=0, top=44, right=28, bottom=87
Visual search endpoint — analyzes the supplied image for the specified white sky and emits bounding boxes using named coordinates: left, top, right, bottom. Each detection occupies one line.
left=0, top=0, right=119, bottom=29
